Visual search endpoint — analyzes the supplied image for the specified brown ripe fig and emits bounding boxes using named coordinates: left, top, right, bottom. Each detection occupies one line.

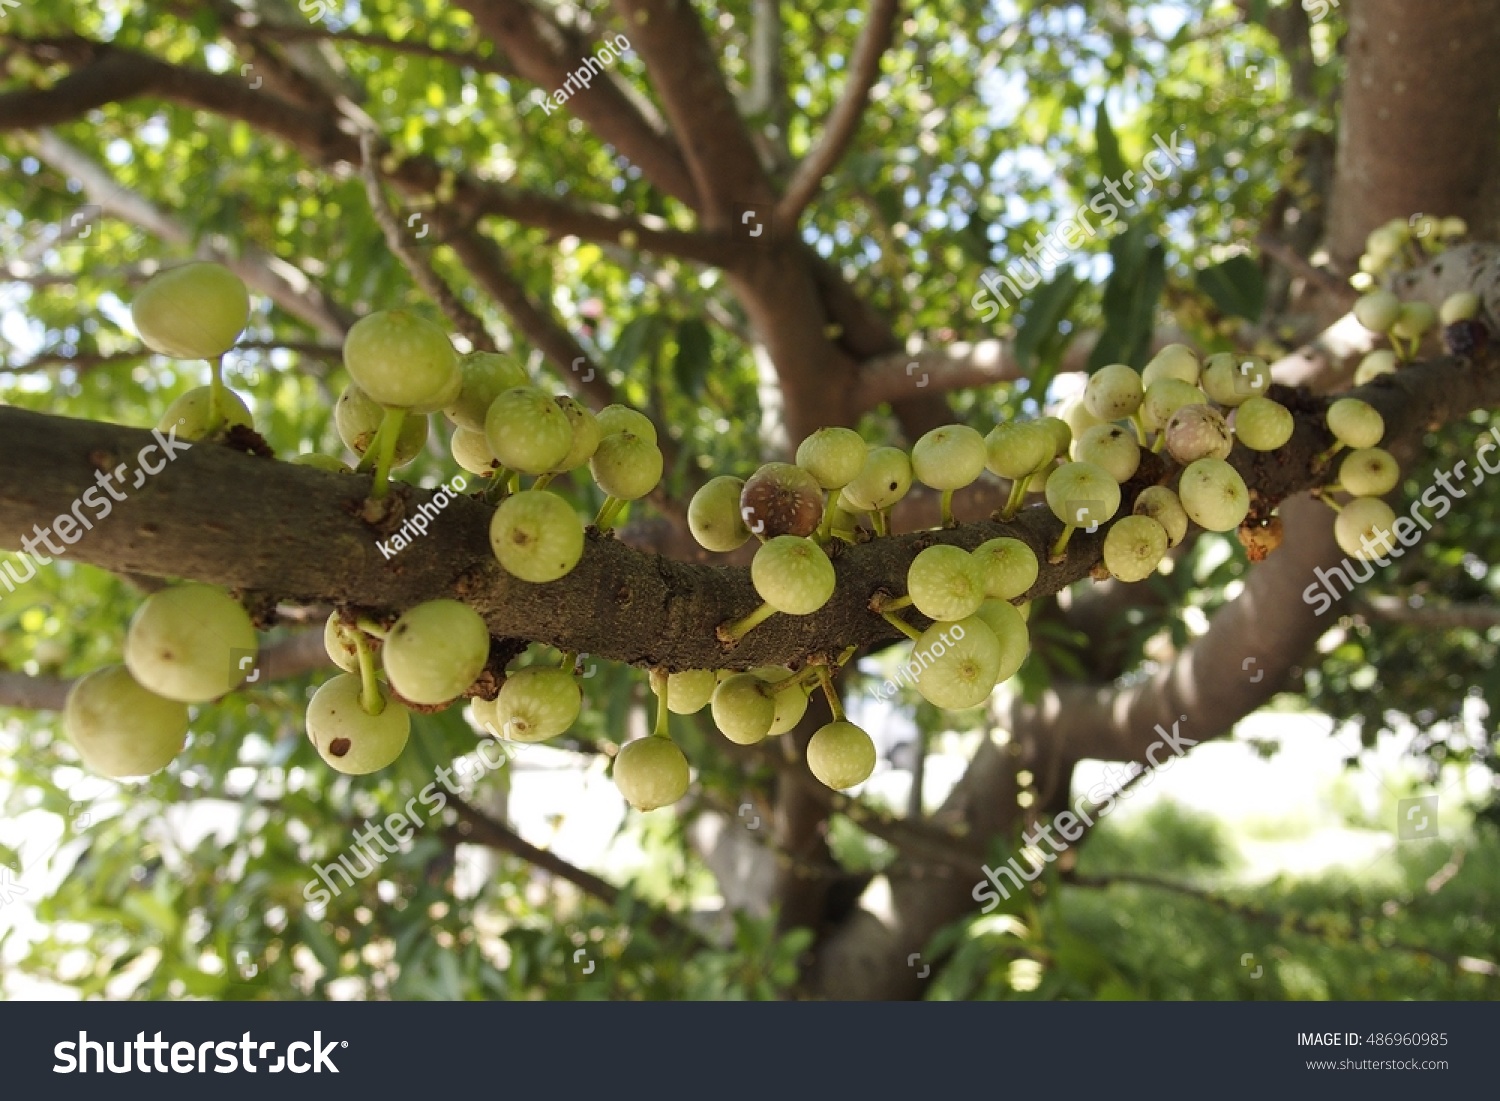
left=1164, top=404, right=1233, bottom=464
left=740, top=462, right=824, bottom=538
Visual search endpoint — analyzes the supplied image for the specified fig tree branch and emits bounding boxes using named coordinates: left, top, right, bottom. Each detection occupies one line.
left=455, top=0, right=698, bottom=204
left=0, top=41, right=727, bottom=265
left=1, top=353, right=1490, bottom=682
left=440, top=796, right=710, bottom=947
left=24, top=129, right=353, bottom=339
left=776, top=0, right=900, bottom=225
left=607, top=0, right=771, bottom=220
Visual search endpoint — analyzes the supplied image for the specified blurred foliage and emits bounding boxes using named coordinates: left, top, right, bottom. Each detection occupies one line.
left=0, top=0, right=1494, bottom=1001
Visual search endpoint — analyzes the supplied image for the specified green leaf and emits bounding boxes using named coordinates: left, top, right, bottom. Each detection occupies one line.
left=673, top=319, right=713, bottom=398
left=1088, top=223, right=1167, bottom=371
left=1196, top=254, right=1266, bottom=321
left=1012, top=269, right=1084, bottom=386
left=1094, top=100, right=1126, bottom=186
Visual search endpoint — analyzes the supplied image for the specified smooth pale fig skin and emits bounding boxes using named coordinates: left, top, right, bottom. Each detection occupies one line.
left=971, top=601, right=1030, bottom=686
left=1232, top=397, right=1294, bottom=452
left=689, top=476, right=751, bottom=552
left=64, top=665, right=190, bottom=778
left=132, top=261, right=249, bottom=360
left=589, top=431, right=663, bottom=500
left=756, top=670, right=810, bottom=736
left=596, top=404, right=657, bottom=443
left=986, top=422, right=1056, bottom=480
left=124, top=583, right=258, bottom=703
left=382, top=599, right=491, bottom=706
left=971, top=537, right=1039, bottom=601
left=613, top=736, right=690, bottom=810
left=1133, top=486, right=1189, bottom=547
left=495, top=667, right=581, bottom=742
left=158, top=386, right=254, bottom=440
left=451, top=425, right=499, bottom=476
left=337, top=383, right=428, bottom=465
left=911, top=424, right=988, bottom=490
left=1142, top=344, right=1201, bottom=386
left=666, top=670, right=718, bottom=715
left=306, top=674, right=410, bottom=774
left=1164, top=404, right=1233, bottom=464
left=1353, top=290, right=1401, bottom=334
left=1441, top=292, right=1480, bottom=326
left=805, top=721, right=877, bottom=790
left=1391, top=302, right=1436, bottom=342
left=1084, top=364, right=1145, bottom=421
left=409, top=362, right=464, bottom=415
left=1353, top=350, right=1398, bottom=386
left=843, top=447, right=912, bottom=512
left=907, top=544, right=986, bottom=622
left=1142, top=378, right=1207, bottom=432
left=711, top=674, right=776, bottom=745
left=490, top=490, right=585, bottom=582
left=911, top=617, right=1001, bottom=710
left=1103, top=515, right=1169, bottom=582
left=752, top=536, right=835, bottom=614
left=1075, top=423, right=1141, bottom=483
left=1339, top=447, right=1400, bottom=497
left=343, top=309, right=459, bottom=408
left=740, top=463, right=825, bottom=538
left=1178, top=458, right=1250, bottom=532
left=485, top=386, right=574, bottom=474
left=1059, top=397, right=1104, bottom=440
left=324, top=614, right=378, bottom=674
left=1044, top=461, right=1122, bottom=529
left=1326, top=398, right=1385, bottom=449
left=796, top=427, right=868, bottom=489
left=445, top=351, right=529, bottom=431
left=1038, top=417, right=1072, bottom=458
left=1335, top=497, right=1399, bottom=559
left=1201, top=353, right=1270, bottom=407
left=551, top=396, right=602, bottom=472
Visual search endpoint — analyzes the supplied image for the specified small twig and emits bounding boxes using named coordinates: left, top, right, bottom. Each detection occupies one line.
left=356, top=131, right=496, bottom=352
left=1256, top=234, right=1357, bottom=306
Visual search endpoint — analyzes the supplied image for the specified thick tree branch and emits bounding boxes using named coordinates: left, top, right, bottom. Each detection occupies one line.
left=776, top=0, right=900, bottom=225
left=455, top=0, right=698, bottom=204
left=608, top=0, right=770, bottom=222
left=2, top=354, right=1488, bottom=685
left=1350, top=596, right=1500, bottom=631
left=242, top=22, right=519, bottom=77
left=1, top=44, right=723, bottom=267
left=25, top=130, right=352, bottom=339
left=441, top=796, right=708, bottom=946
